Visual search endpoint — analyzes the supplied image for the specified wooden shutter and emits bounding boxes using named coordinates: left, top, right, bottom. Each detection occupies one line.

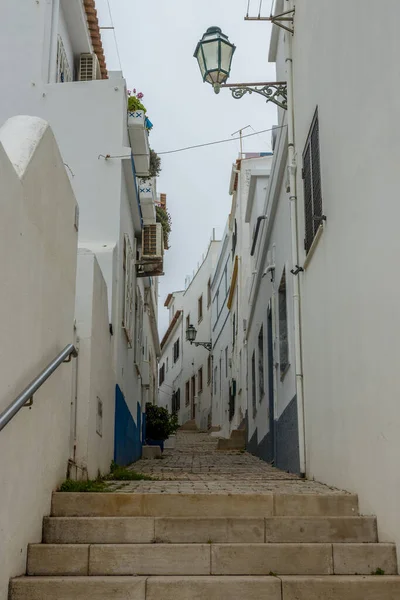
left=303, top=109, right=323, bottom=253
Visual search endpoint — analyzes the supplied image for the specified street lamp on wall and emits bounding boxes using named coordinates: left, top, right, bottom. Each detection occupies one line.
left=186, top=324, right=212, bottom=352
left=194, top=26, right=288, bottom=110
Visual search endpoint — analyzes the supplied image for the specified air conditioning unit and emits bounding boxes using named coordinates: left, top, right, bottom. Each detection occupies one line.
left=78, top=53, right=101, bottom=81
left=142, top=223, right=164, bottom=260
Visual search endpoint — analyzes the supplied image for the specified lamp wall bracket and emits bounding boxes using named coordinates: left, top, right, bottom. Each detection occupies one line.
left=219, top=81, right=288, bottom=110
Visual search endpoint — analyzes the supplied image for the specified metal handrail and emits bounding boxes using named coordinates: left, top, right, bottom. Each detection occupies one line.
left=0, top=344, right=78, bottom=433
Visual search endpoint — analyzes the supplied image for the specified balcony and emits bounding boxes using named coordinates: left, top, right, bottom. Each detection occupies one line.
left=138, top=177, right=156, bottom=225
left=127, top=110, right=150, bottom=176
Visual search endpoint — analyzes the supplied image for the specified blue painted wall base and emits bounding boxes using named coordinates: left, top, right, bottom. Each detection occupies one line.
left=114, top=385, right=142, bottom=466
left=246, top=396, right=300, bottom=475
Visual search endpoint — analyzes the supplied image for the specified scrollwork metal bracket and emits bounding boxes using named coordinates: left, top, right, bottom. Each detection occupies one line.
left=220, top=82, right=288, bottom=110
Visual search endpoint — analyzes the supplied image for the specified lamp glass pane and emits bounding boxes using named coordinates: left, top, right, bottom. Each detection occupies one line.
left=202, top=40, right=219, bottom=73
left=220, top=41, right=234, bottom=74
left=196, top=47, right=206, bottom=77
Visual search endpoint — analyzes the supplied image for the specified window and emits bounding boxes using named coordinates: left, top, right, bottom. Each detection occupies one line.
left=214, top=367, right=218, bottom=394
left=232, top=313, right=236, bottom=346
left=159, top=363, right=165, bottom=386
left=166, top=357, right=169, bottom=372
left=258, top=326, right=265, bottom=400
left=185, top=381, right=190, bottom=406
left=207, top=278, right=211, bottom=307
left=122, top=235, right=134, bottom=347
left=303, top=108, right=323, bottom=253
left=172, top=389, right=180, bottom=413
left=134, top=289, right=144, bottom=364
left=173, top=338, right=180, bottom=363
left=56, top=36, right=73, bottom=83
left=225, top=347, right=228, bottom=378
left=279, top=270, right=289, bottom=376
left=198, top=295, right=203, bottom=323
left=96, top=397, right=103, bottom=437
left=207, top=355, right=212, bottom=385
left=251, top=351, right=256, bottom=417
left=224, top=266, right=228, bottom=297
left=232, top=219, right=237, bottom=258
left=198, top=367, right=203, bottom=393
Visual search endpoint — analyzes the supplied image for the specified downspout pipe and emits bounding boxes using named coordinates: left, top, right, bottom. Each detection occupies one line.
left=284, top=3, right=306, bottom=477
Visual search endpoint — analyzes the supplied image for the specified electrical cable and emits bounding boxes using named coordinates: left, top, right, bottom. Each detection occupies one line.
left=106, top=0, right=122, bottom=72
left=98, top=125, right=287, bottom=160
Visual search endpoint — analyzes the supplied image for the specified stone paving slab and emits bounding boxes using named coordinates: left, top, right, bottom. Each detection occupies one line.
left=106, top=432, right=346, bottom=495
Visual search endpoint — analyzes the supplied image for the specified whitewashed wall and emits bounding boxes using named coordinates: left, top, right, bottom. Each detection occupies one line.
left=0, top=117, right=77, bottom=600
left=74, top=249, right=114, bottom=479
left=288, top=0, right=400, bottom=564
left=158, top=242, right=221, bottom=430
left=211, top=230, right=233, bottom=435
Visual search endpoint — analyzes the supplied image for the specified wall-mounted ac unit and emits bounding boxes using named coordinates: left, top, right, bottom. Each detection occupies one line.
left=142, top=223, right=164, bottom=260
left=78, top=53, right=101, bottom=81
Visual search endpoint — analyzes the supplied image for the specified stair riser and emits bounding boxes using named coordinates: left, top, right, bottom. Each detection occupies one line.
left=51, top=493, right=359, bottom=517
left=27, top=543, right=397, bottom=576
left=43, top=516, right=377, bottom=544
left=11, top=576, right=400, bottom=600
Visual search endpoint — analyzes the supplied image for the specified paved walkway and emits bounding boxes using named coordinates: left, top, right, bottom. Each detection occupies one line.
left=108, top=432, right=345, bottom=495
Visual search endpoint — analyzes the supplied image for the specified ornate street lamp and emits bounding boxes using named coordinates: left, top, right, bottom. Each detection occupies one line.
left=186, top=324, right=212, bottom=352
left=194, top=26, right=288, bottom=110
left=193, top=26, right=236, bottom=93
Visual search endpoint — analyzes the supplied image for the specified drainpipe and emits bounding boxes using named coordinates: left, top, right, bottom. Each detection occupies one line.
left=284, top=1, right=306, bottom=477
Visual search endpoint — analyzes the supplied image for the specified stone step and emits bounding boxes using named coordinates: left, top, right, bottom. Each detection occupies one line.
left=280, top=576, right=400, bottom=599
left=43, top=516, right=377, bottom=544
left=26, top=543, right=397, bottom=576
left=10, top=575, right=400, bottom=600
left=51, top=492, right=359, bottom=517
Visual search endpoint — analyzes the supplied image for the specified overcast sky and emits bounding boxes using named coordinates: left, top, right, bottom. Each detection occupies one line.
left=96, top=0, right=277, bottom=335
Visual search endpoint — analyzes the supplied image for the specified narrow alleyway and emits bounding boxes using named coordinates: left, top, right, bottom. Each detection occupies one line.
left=108, top=431, right=343, bottom=495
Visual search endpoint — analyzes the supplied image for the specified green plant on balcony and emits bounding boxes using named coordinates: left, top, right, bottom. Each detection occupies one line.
left=149, top=149, right=161, bottom=178
left=156, top=205, right=172, bottom=249
left=127, top=88, right=147, bottom=113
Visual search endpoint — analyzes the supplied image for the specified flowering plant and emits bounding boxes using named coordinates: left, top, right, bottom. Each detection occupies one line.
left=127, top=88, right=146, bottom=113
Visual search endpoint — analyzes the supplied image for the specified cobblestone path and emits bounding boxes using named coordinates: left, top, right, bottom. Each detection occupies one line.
left=108, top=432, right=345, bottom=495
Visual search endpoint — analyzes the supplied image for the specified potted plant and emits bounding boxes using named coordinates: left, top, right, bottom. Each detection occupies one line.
left=145, top=403, right=179, bottom=451
left=127, top=89, right=147, bottom=113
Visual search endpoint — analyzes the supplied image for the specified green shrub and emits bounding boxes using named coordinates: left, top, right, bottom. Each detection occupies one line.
left=146, top=403, right=179, bottom=441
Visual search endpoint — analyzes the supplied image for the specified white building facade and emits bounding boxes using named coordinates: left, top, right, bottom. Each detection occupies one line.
left=158, top=239, right=221, bottom=430
left=0, top=0, right=163, bottom=473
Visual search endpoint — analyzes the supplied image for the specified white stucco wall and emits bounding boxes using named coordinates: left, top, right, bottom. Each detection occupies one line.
left=0, top=117, right=77, bottom=600
left=287, top=0, right=400, bottom=562
left=245, top=146, right=296, bottom=448
left=74, top=249, right=115, bottom=479
left=158, top=242, right=221, bottom=430
left=211, top=230, right=233, bottom=435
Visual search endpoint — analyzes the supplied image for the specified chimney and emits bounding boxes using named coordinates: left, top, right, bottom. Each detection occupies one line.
left=159, top=193, right=167, bottom=210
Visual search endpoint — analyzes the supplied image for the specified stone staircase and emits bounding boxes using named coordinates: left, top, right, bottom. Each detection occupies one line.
left=10, top=492, right=400, bottom=599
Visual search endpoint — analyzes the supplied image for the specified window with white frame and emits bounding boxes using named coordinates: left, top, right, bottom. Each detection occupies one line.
left=122, top=234, right=135, bottom=346
left=56, top=35, right=73, bottom=83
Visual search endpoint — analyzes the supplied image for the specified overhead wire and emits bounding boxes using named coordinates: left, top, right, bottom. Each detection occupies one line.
left=106, top=0, right=122, bottom=72
left=98, top=125, right=287, bottom=160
